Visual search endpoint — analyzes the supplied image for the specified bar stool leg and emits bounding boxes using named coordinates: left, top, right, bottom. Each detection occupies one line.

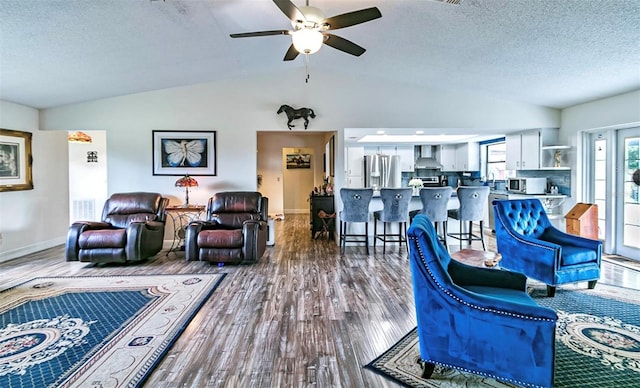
left=340, top=220, right=345, bottom=255
left=373, top=218, right=377, bottom=251
left=365, top=223, right=370, bottom=255
left=383, top=222, right=387, bottom=254
left=403, top=221, right=408, bottom=250
left=479, top=220, right=486, bottom=251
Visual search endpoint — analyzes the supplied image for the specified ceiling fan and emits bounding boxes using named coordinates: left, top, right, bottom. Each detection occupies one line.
left=230, top=0, right=382, bottom=61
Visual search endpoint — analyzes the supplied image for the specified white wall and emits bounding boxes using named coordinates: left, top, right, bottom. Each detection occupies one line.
left=559, top=90, right=640, bottom=210
left=0, top=100, right=69, bottom=262
left=4, top=70, right=564, bottom=259
left=561, top=90, right=640, bottom=134
left=40, top=70, right=560, bottom=205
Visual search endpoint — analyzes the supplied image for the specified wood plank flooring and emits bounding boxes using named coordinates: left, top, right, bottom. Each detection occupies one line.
left=1, top=214, right=638, bottom=387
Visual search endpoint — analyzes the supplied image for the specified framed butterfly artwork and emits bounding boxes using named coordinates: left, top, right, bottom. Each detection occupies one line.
left=152, top=130, right=217, bottom=176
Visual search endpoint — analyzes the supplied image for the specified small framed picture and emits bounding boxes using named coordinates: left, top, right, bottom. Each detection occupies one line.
left=0, top=128, right=33, bottom=192
left=286, top=153, right=311, bottom=169
left=152, top=130, right=216, bottom=176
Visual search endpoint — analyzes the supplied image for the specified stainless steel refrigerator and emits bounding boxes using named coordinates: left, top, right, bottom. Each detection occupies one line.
left=364, top=154, right=401, bottom=190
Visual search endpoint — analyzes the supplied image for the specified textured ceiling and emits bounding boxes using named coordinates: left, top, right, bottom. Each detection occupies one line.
left=1, top=0, right=639, bottom=110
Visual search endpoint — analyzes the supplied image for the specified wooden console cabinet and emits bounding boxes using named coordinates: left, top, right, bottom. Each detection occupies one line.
left=565, top=203, right=598, bottom=240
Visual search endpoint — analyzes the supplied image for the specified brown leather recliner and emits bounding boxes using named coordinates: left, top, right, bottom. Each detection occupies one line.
left=66, top=192, right=169, bottom=263
left=185, top=191, right=268, bottom=265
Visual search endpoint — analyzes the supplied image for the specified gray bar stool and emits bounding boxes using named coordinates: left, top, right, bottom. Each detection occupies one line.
left=339, top=188, right=374, bottom=255
left=373, top=188, right=412, bottom=253
left=409, top=187, right=453, bottom=251
left=447, top=186, right=490, bottom=250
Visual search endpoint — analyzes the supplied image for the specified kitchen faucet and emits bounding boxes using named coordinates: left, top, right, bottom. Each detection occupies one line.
left=488, top=171, right=496, bottom=189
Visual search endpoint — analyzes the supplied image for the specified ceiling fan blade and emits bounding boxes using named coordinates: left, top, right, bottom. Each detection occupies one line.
left=273, top=0, right=305, bottom=23
left=323, top=7, right=382, bottom=30
left=230, top=30, right=291, bottom=38
left=323, top=33, right=366, bottom=56
left=283, top=44, right=299, bottom=61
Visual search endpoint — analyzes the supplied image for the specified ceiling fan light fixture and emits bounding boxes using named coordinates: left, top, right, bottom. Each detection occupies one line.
left=292, top=29, right=323, bottom=54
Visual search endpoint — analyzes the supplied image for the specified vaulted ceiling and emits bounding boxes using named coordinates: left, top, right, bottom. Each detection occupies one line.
left=1, top=0, right=639, bottom=110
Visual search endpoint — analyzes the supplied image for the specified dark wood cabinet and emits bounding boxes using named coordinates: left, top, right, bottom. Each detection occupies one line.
left=310, top=195, right=335, bottom=239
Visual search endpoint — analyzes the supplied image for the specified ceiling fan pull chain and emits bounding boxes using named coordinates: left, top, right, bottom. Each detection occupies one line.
left=305, top=53, right=310, bottom=83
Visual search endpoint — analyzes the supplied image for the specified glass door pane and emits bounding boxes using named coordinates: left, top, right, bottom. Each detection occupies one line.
left=616, top=127, right=640, bottom=259
left=594, top=139, right=607, bottom=241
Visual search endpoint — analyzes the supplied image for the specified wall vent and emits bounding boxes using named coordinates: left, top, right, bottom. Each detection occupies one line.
left=72, top=199, right=96, bottom=221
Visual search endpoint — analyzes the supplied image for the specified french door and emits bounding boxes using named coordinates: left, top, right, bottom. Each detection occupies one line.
left=588, top=127, right=639, bottom=260
left=616, top=127, right=639, bottom=259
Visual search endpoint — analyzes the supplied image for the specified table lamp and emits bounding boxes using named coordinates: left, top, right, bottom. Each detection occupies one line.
left=175, top=174, right=198, bottom=207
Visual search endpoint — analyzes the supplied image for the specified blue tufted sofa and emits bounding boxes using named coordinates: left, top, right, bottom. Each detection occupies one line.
left=493, top=198, right=602, bottom=297
left=408, top=214, right=557, bottom=388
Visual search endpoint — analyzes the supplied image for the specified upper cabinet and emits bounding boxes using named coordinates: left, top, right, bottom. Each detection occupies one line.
left=396, top=145, right=415, bottom=172
left=437, top=145, right=457, bottom=171
left=438, top=143, right=479, bottom=171
left=455, top=142, right=480, bottom=171
left=506, top=128, right=565, bottom=170
left=345, top=146, right=364, bottom=177
left=506, top=131, right=540, bottom=170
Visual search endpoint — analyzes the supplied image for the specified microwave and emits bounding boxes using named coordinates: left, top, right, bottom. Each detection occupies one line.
left=507, top=177, right=547, bottom=194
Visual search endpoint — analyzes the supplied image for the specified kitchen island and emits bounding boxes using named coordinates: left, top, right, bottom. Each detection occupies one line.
left=333, top=189, right=460, bottom=247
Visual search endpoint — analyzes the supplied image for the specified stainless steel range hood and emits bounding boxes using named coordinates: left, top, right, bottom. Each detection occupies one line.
left=414, top=145, right=442, bottom=169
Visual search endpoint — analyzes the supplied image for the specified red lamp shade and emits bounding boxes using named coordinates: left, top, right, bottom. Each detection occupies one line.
left=175, top=175, right=198, bottom=207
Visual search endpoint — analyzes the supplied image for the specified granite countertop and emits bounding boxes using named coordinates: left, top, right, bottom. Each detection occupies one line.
left=490, top=190, right=567, bottom=199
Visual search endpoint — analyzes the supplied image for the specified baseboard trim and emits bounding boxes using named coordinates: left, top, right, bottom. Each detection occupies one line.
left=0, top=237, right=66, bottom=263
left=284, top=209, right=309, bottom=214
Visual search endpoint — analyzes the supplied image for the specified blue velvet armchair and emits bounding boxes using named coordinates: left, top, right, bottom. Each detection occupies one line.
left=493, top=199, right=602, bottom=297
left=408, top=214, right=557, bottom=388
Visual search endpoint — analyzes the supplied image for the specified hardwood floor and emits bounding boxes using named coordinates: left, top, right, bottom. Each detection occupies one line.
left=2, top=214, right=638, bottom=387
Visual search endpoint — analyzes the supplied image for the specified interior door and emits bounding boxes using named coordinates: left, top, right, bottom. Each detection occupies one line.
left=616, top=127, right=640, bottom=259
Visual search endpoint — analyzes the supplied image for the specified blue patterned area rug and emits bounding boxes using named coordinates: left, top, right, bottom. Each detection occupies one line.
left=0, top=274, right=225, bottom=388
left=366, top=284, right=640, bottom=387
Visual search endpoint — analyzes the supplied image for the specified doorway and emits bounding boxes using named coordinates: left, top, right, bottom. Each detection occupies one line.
left=256, top=131, right=336, bottom=217
left=68, top=130, right=108, bottom=222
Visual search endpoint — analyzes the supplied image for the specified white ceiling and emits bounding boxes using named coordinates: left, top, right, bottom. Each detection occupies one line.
left=1, top=0, right=639, bottom=111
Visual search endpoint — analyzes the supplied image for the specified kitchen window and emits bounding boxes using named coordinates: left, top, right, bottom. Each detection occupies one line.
left=482, top=139, right=507, bottom=184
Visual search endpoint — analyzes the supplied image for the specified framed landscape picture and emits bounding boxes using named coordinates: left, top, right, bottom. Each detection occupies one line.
left=0, top=128, right=33, bottom=192
left=286, top=153, right=311, bottom=169
left=152, top=130, right=217, bottom=176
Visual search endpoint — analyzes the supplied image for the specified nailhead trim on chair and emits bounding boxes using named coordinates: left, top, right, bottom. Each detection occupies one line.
left=419, top=359, right=544, bottom=388
left=410, top=236, right=556, bottom=323
left=410, top=235, right=552, bottom=388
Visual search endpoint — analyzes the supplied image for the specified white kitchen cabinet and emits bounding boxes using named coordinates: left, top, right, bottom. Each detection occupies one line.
left=455, top=142, right=480, bottom=171
left=506, top=128, right=560, bottom=170
left=437, top=144, right=457, bottom=171
left=345, top=146, right=364, bottom=176
left=345, top=146, right=364, bottom=188
left=505, top=133, right=522, bottom=170
left=346, top=175, right=364, bottom=188
left=506, top=130, right=540, bottom=170
left=395, top=145, right=415, bottom=172
left=520, top=131, right=541, bottom=170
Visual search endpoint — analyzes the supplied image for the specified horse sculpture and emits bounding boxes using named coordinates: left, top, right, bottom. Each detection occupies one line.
left=277, top=104, right=316, bottom=130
